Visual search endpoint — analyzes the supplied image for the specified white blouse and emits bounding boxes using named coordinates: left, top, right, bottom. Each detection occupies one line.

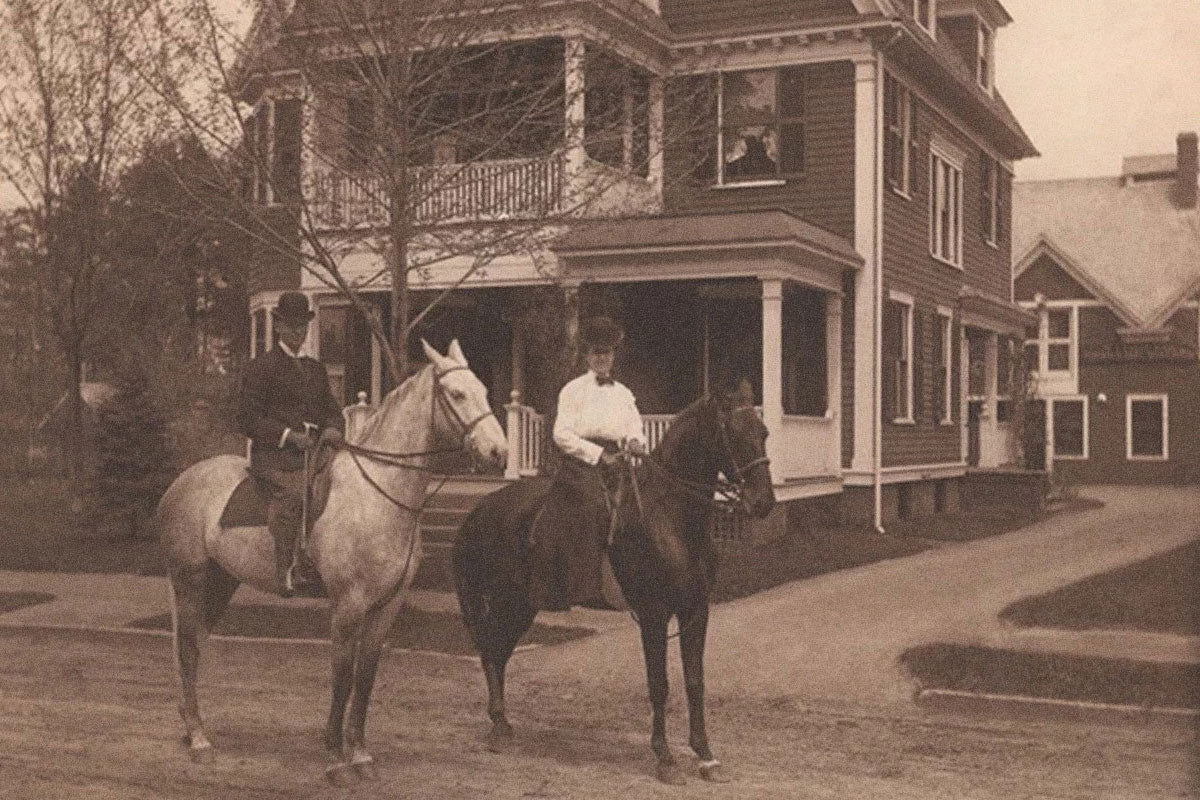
left=553, top=371, right=648, bottom=465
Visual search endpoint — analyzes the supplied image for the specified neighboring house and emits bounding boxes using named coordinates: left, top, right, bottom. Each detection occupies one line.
left=238, top=0, right=1037, bottom=528
left=1013, top=132, right=1200, bottom=484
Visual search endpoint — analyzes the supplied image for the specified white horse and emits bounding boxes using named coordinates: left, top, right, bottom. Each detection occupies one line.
left=156, top=340, right=506, bottom=784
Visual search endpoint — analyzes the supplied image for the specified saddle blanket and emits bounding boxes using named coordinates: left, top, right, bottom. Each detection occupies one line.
left=218, top=469, right=333, bottom=530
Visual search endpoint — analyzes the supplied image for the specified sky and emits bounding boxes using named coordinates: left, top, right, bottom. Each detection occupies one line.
left=2, top=0, right=1198, bottom=208
left=996, top=0, right=1200, bottom=181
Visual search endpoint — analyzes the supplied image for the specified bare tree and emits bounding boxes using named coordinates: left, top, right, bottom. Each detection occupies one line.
left=139, top=0, right=706, bottom=380
left=0, top=0, right=182, bottom=487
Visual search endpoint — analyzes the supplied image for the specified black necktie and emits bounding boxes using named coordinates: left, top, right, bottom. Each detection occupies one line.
left=596, top=376, right=614, bottom=386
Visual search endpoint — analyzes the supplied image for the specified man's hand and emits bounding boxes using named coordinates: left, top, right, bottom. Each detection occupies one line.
left=319, top=428, right=344, bottom=448
left=286, top=430, right=315, bottom=451
left=600, top=450, right=621, bottom=467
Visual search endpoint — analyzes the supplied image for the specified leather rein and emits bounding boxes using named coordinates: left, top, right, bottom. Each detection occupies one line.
left=335, top=365, right=494, bottom=515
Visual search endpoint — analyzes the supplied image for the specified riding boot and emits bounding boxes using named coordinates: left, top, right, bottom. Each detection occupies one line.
left=270, top=506, right=296, bottom=598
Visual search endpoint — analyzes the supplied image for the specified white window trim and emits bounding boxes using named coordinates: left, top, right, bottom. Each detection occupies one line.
left=929, top=142, right=964, bottom=268
left=715, top=69, right=802, bottom=187
left=976, top=21, right=995, bottom=94
left=889, top=290, right=915, bottom=424
left=1041, top=304, right=1077, bottom=377
left=936, top=307, right=954, bottom=425
left=1126, top=394, right=1169, bottom=461
left=983, top=156, right=999, bottom=248
left=884, top=73, right=914, bottom=199
left=1049, top=395, right=1089, bottom=461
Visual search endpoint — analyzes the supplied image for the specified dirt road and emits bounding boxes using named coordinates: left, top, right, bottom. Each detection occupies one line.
left=0, top=626, right=1193, bottom=800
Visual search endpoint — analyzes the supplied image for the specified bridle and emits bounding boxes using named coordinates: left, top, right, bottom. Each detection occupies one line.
left=336, top=364, right=497, bottom=513
left=639, top=402, right=770, bottom=511
left=429, top=364, right=497, bottom=450
left=714, top=405, right=771, bottom=500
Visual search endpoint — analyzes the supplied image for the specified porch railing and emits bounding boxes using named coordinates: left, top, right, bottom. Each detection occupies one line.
left=503, top=402, right=676, bottom=480
left=310, top=154, right=565, bottom=229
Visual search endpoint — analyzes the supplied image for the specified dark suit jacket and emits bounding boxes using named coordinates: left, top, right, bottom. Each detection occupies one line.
left=236, top=347, right=346, bottom=472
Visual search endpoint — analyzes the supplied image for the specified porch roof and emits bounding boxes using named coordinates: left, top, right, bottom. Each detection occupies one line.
left=959, top=286, right=1036, bottom=337
left=551, top=208, right=861, bottom=293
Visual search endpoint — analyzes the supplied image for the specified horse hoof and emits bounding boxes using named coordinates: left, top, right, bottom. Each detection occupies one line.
left=656, top=762, right=687, bottom=786
left=325, top=762, right=360, bottom=787
left=485, top=724, right=513, bottom=754
left=352, top=759, right=379, bottom=782
left=699, top=761, right=731, bottom=783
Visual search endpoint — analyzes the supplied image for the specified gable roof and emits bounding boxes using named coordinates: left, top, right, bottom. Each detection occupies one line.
left=1012, top=175, right=1200, bottom=328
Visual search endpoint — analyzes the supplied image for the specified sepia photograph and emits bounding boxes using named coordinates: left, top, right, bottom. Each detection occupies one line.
left=0, top=0, right=1197, bottom=797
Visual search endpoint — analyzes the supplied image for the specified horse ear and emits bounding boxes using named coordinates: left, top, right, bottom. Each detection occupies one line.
left=420, top=338, right=447, bottom=367
left=447, top=338, right=468, bottom=366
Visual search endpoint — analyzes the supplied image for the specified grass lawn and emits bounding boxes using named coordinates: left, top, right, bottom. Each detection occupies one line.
left=0, top=592, right=55, bottom=614
left=127, top=605, right=592, bottom=655
left=711, top=498, right=1101, bottom=603
left=1000, top=539, right=1200, bottom=636
left=0, top=478, right=164, bottom=575
left=900, top=643, right=1200, bottom=710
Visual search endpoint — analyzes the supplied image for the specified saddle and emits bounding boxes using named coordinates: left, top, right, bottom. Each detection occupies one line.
left=218, top=449, right=336, bottom=530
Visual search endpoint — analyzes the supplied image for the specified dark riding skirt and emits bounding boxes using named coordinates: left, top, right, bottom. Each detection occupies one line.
left=528, top=446, right=618, bottom=610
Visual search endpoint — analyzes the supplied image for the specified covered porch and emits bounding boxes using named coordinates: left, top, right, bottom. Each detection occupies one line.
left=960, top=287, right=1038, bottom=469
left=546, top=209, right=861, bottom=495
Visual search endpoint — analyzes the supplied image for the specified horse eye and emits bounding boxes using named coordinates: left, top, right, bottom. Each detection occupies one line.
left=450, top=390, right=467, bottom=402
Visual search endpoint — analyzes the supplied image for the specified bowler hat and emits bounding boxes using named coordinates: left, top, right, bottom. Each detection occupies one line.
left=580, top=315, right=623, bottom=350
left=271, top=291, right=315, bottom=324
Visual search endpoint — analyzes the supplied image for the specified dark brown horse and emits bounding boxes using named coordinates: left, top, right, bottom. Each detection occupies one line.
left=452, top=390, right=775, bottom=784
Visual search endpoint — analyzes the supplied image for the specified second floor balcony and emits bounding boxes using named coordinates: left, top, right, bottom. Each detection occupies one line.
left=307, top=149, right=660, bottom=230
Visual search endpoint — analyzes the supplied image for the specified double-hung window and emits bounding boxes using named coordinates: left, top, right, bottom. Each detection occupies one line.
left=1127, top=394, right=1169, bottom=460
left=884, top=293, right=914, bottom=423
left=929, top=143, right=964, bottom=266
left=718, top=68, right=805, bottom=184
left=977, top=23, right=994, bottom=92
left=933, top=309, right=953, bottom=424
left=982, top=157, right=999, bottom=246
left=884, top=74, right=917, bottom=196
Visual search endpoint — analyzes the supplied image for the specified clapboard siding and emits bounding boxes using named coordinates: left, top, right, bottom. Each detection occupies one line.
left=1014, top=252, right=1097, bottom=302
left=664, top=61, right=856, bottom=242
left=662, top=0, right=859, bottom=36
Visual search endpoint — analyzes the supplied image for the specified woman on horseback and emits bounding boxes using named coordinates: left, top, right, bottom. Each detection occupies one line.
left=529, top=315, right=648, bottom=611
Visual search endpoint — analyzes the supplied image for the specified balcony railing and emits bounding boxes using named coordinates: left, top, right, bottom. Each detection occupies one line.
left=310, top=154, right=565, bottom=229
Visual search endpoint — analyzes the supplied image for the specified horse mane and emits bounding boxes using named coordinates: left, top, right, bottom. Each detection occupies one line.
left=353, top=363, right=433, bottom=444
left=654, top=395, right=711, bottom=468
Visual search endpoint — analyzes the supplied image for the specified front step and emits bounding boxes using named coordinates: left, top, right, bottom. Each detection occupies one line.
left=412, top=478, right=512, bottom=592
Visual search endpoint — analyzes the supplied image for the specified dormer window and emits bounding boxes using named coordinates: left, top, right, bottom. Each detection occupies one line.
left=914, top=0, right=936, bottom=35
left=977, top=22, right=994, bottom=92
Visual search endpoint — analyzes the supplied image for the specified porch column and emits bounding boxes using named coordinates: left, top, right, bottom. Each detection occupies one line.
left=563, top=37, right=587, bottom=203
left=851, top=56, right=881, bottom=475
left=960, top=325, right=970, bottom=463
left=983, top=332, right=999, bottom=466
left=622, top=78, right=635, bottom=172
left=826, top=292, right=843, bottom=474
left=648, top=77, right=665, bottom=197
left=762, top=280, right=784, bottom=461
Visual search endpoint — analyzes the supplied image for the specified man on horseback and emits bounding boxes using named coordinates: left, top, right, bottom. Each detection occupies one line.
left=236, top=291, right=345, bottom=597
left=529, top=315, right=648, bottom=611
